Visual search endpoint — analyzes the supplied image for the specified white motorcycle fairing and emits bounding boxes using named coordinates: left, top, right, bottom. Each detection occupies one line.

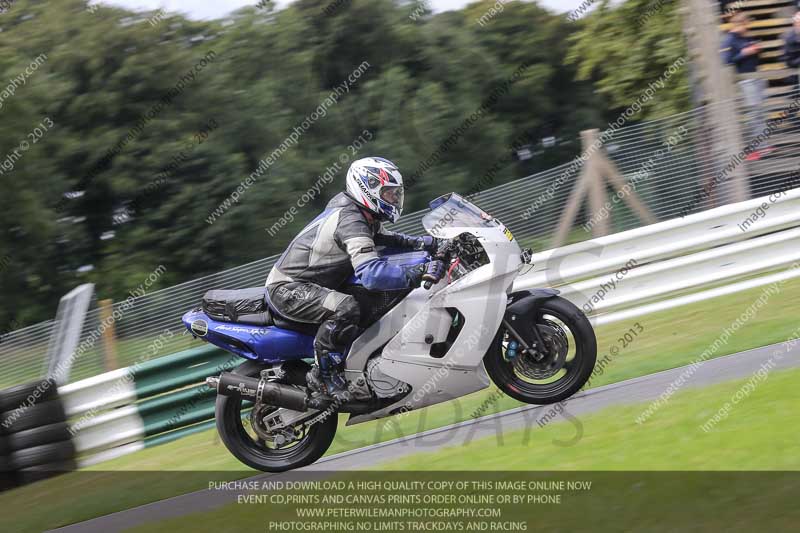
left=345, top=194, right=523, bottom=425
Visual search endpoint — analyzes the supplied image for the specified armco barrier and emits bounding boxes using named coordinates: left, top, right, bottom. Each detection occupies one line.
left=514, top=188, right=800, bottom=290
left=513, top=188, right=800, bottom=324
left=7, top=187, right=800, bottom=474
left=59, top=345, right=240, bottom=467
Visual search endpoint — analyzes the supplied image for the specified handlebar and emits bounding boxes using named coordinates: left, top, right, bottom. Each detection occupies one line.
left=422, top=238, right=456, bottom=291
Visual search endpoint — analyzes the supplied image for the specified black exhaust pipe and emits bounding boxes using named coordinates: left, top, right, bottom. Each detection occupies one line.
left=208, top=373, right=313, bottom=412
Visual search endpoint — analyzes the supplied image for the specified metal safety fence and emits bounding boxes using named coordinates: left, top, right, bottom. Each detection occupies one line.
left=2, top=87, right=799, bottom=387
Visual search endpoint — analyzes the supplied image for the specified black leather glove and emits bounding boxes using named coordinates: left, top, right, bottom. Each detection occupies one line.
left=378, top=232, right=442, bottom=254
left=403, top=235, right=439, bottom=253
left=414, top=235, right=446, bottom=254
left=422, top=259, right=446, bottom=286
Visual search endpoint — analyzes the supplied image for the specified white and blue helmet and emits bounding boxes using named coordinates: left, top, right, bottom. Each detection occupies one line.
left=345, top=157, right=405, bottom=223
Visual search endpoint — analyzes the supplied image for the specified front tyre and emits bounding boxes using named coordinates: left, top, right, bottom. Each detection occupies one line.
left=215, top=361, right=338, bottom=472
left=484, top=296, right=596, bottom=405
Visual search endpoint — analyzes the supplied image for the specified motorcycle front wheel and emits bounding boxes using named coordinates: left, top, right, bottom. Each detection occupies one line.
left=483, top=296, right=597, bottom=405
left=215, top=360, right=338, bottom=472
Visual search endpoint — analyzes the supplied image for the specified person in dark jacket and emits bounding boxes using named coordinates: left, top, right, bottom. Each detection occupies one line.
left=722, top=13, right=761, bottom=73
left=722, top=13, right=774, bottom=160
left=783, top=12, right=800, bottom=123
left=265, top=157, right=444, bottom=400
left=784, top=13, right=800, bottom=71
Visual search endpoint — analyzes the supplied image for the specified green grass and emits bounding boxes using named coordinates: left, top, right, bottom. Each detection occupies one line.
left=4, top=276, right=800, bottom=532
left=97, top=274, right=800, bottom=472
left=119, top=367, right=800, bottom=533
left=377, top=367, right=800, bottom=471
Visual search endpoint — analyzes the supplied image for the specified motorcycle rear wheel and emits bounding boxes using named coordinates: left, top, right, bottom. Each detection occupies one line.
left=215, top=360, right=338, bottom=472
left=483, top=296, right=597, bottom=405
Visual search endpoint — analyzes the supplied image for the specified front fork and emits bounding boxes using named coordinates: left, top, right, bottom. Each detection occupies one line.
left=502, top=288, right=561, bottom=361
left=503, top=318, right=548, bottom=360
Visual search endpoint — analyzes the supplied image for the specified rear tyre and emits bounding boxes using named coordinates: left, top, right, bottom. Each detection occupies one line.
left=484, top=296, right=597, bottom=405
left=215, top=361, right=337, bottom=473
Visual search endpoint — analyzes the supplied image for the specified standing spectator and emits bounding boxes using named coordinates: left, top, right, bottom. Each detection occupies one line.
left=722, top=13, right=761, bottom=73
left=784, top=12, right=800, bottom=83
left=785, top=12, right=800, bottom=126
left=722, top=13, right=771, bottom=160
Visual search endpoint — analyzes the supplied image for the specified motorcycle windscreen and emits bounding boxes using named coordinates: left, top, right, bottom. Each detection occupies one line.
left=422, top=193, right=498, bottom=234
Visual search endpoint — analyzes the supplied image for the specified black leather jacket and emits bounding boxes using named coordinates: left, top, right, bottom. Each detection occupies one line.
left=266, top=193, right=426, bottom=291
left=784, top=29, right=800, bottom=69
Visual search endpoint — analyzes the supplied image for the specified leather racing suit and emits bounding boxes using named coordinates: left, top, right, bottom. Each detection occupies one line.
left=265, top=192, right=435, bottom=396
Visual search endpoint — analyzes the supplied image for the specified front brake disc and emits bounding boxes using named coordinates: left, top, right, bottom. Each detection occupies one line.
left=513, top=321, right=568, bottom=380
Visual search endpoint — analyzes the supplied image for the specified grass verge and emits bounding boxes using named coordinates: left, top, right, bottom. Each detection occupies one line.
left=120, top=367, right=800, bottom=533
left=3, top=276, right=800, bottom=532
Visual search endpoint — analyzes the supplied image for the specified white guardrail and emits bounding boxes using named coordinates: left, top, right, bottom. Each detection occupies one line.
left=513, top=188, right=800, bottom=325
left=57, top=187, right=800, bottom=467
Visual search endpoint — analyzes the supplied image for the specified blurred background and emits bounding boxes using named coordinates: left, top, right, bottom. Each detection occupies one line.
left=3, top=2, right=800, bottom=525
left=0, top=0, right=692, bottom=328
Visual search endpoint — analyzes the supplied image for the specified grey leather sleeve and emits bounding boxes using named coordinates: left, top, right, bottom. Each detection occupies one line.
left=335, top=211, right=379, bottom=269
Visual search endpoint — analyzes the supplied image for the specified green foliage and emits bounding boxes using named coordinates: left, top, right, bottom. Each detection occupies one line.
left=0, top=0, right=689, bottom=325
left=567, top=0, right=691, bottom=120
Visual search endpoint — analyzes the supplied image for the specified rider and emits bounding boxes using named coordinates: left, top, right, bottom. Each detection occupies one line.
left=265, top=157, right=446, bottom=400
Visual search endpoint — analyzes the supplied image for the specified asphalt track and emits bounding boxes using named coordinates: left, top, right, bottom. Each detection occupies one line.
left=50, top=339, right=800, bottom=532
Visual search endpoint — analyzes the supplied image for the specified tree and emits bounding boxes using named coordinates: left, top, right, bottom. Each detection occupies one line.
left=0, top=0, right=635, bottom=326
left=567, top=0, right=691, bottom=121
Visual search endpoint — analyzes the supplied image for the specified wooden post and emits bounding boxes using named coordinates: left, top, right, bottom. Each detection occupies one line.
left=552, top=164, right=590, bottom=247
left=551, top=129, right=656, bottom=248
left=98, top=299, right=119, bottom=371
left=681, top=0, right=750, bottom=205
left=586, top=150, right=611, bottom=239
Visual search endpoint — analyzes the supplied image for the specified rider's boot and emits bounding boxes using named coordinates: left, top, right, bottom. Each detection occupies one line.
left=308, top=350, right=350, bottom=403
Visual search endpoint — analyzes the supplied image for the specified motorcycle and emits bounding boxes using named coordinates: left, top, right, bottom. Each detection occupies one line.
left=182, top=193, right=597, bottom=472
